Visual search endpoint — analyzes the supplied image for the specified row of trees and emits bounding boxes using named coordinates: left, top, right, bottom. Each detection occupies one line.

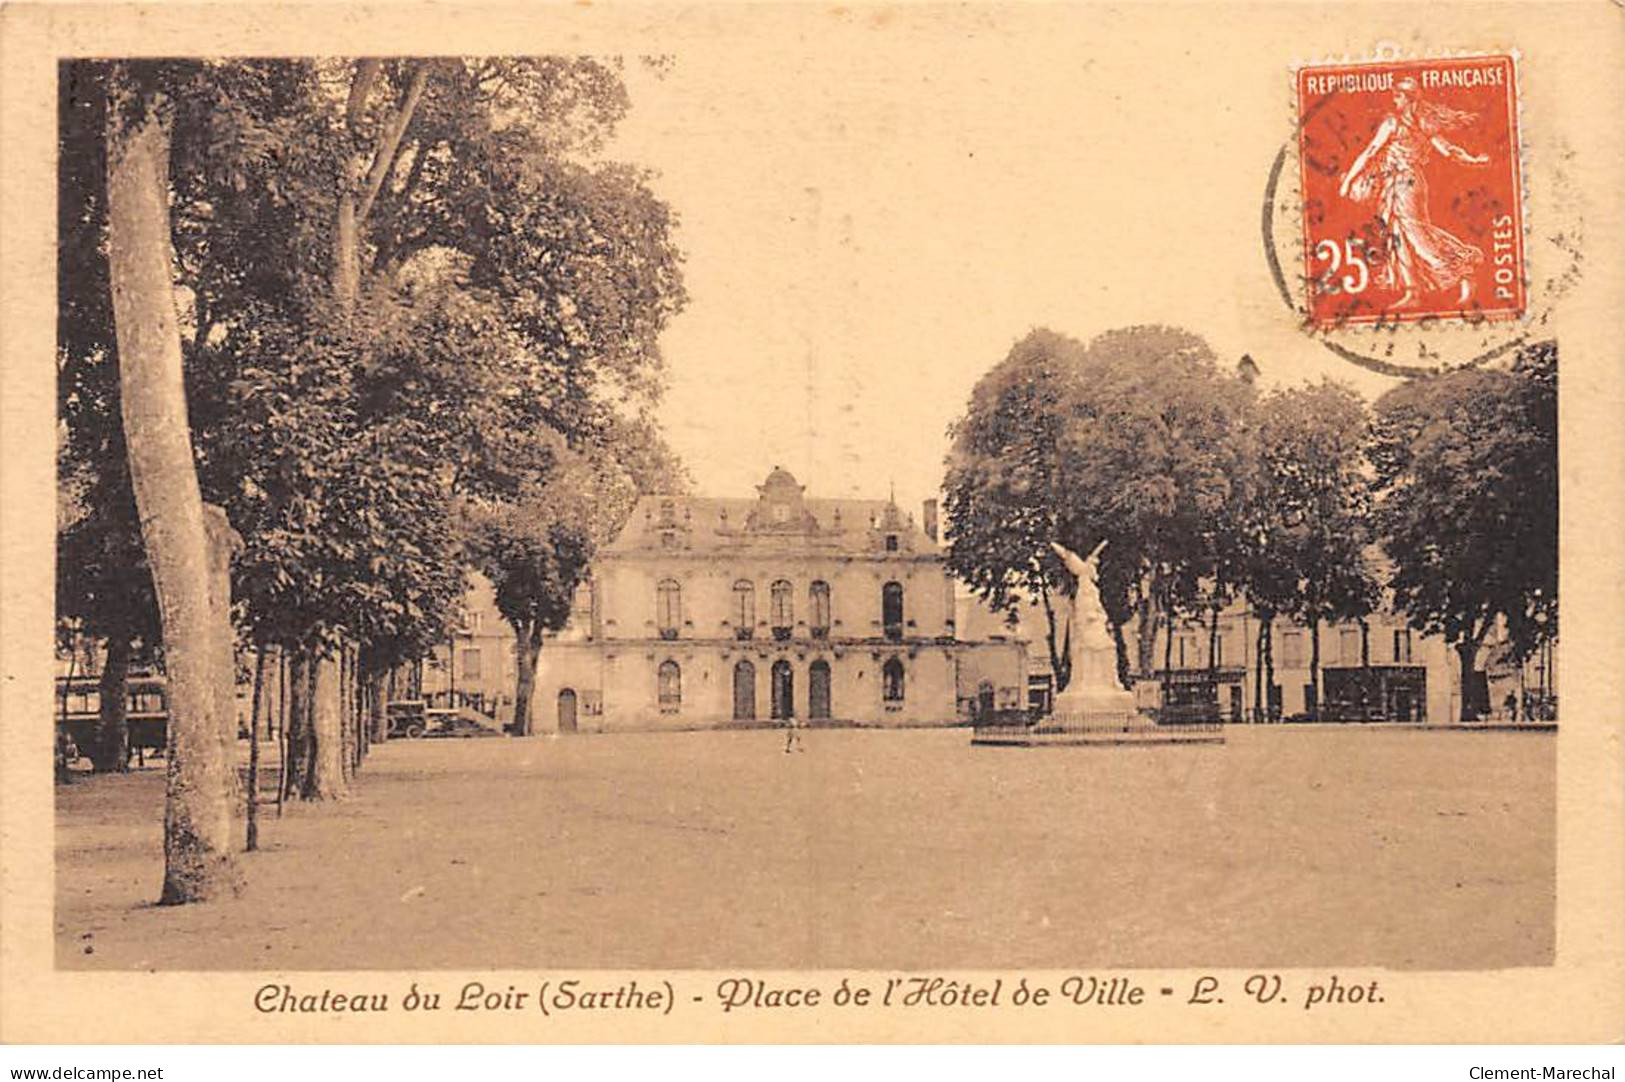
left=57, top=58, right=688, bottom=902
left=943, top=326, right=1557, bottom=722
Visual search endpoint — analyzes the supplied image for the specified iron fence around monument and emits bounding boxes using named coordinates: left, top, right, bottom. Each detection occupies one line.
left=971, top=709, right=1224, bottom=746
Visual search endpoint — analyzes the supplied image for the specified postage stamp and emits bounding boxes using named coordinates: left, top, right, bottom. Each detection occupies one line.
left=1295, top=54, right=1525, bottom=329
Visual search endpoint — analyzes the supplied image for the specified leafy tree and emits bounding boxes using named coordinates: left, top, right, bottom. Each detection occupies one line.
left=469, top=418, right=688, bottom=735
left=62, top=56, right=686, bottom=819
left=1059, top=327, right=1255, bottom=696
left=945, top=326, right=1255, bottom=699
left=1371, top=342, right=1558, bottom=720
left=1249, top=381, right=1379, bottom=719
left=943, top=329, right=1083, bottom=691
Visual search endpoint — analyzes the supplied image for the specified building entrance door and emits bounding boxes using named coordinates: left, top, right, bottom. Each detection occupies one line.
left=809, top=661, right=831, bottom=720
left=733, top=661, right=756, bottom=721
left=771, top=660, right=794, bottom=720
left=557, top=688, right=577, bottom=733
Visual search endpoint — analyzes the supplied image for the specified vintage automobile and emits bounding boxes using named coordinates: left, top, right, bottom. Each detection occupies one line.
left=385, top=699, right=430, bottom=739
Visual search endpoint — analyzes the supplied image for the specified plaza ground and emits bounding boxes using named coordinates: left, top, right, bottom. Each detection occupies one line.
left=55, top=726, right=1554, bottom=971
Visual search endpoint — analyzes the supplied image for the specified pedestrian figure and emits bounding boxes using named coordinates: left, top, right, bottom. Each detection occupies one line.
left=783, top=713, right=804, bottom=754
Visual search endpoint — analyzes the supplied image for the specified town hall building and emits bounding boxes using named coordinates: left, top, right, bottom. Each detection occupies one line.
left=529, top=467, right=1028, bottom=733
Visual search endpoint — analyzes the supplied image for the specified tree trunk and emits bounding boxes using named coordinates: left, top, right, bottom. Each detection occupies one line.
left=1309, top=616, right=1322, bottom=721
left=91, top=634, right=132, bottom=773
left=511, top=623, right=544, bottom=736
left=1456, top=639, right=1483, bottom=723
left=1253, top=619, right=1265, bottom=724
left=305, top=652, right=348, bottom=799
left=1263, top=615, right=1276, bottom=721
left=339, top=646, right=355, bottom=783
left=332, top=62, right=376, bottom=311
left=203, top=505, right=242, bottom=802
left=246, top=642, right=266, bottom=852
left=1359, top=618, right=1371, bottom=668
left=1039, top=586, right=1071, bottom=693
left=282, top=648, right=313, bottom=799
left=1134, top=592, right=1157, bottom=678
left=1160, top=582, right=1175, bottom=706
left=106, top=71, right=242, bottom=903
left=367, top=669, right=388, bottom=743
left=356, top=649, right=370, bottom=767
left=1111, top=623, right=1131, bottom=691
left=1207, top=603, right=1220, bottom=674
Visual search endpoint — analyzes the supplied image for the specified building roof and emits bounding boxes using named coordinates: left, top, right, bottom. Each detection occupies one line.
left=602, top=467, right=940, bottom=557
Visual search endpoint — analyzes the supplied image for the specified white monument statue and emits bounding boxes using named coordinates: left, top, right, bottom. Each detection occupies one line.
left=1048, top=540, right=1139, bottom=720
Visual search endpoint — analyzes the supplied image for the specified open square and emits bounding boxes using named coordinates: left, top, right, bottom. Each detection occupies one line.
left=56, top=727, right=1554, bottom=972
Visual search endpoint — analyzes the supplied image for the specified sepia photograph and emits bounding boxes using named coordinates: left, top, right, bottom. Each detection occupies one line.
left=3, top=0, right=1623, bottom=1050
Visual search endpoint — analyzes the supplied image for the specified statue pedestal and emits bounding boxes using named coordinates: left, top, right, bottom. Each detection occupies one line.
left=1050, top=648, right=1141, bottom=727
left=1051, top=686, right=1140, bottom=723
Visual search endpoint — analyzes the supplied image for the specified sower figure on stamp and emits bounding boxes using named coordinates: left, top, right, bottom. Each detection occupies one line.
left=1338, top=76, right=1491, bottom=310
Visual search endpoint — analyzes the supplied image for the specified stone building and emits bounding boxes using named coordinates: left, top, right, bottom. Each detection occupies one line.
left=531, top=467, right=1028, bottom=733
left=419, top=572, right=516, bottom=715
left=1008, top=590, right=1555, bottom=725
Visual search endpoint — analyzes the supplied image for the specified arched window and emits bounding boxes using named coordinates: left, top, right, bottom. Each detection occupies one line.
left=882, top=581, right=904, bottom=642
left=733, top=580, right=755, bottom=640
left=882, top=657, right=905, bottom=703
left=771, top=660, right=795, bottom=720
left=658, top=660, right=681, bottom=713
left=771, top=579, right=793, bottom=640
left=809, top=660, right=832, bottom=719
left=657, top=579, right=681, bottom=640
left=733, top=660, right=756, bottom=720
left=809, top=581, right=831, bottom=638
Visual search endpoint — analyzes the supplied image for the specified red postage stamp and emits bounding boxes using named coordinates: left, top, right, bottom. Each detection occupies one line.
left=1296, top=55, right=1525, bottom=328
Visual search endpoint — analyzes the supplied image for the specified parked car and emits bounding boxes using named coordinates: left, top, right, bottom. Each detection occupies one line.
left=386, top=699, right=429, bottom=739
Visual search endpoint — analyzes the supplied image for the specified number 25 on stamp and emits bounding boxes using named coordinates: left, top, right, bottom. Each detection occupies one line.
left=1296, top=54, right=1525, bottom=327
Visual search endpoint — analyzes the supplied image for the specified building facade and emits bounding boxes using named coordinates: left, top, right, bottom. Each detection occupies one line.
left=1010, top=594, right=1556, bottom=725
left=419, top=573, right=516, bottom=716
left=530, top=467, right=1028, bottom=733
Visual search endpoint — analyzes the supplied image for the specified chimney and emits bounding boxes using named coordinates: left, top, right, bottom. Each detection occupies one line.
left=922, top=499, right=939, bottom=542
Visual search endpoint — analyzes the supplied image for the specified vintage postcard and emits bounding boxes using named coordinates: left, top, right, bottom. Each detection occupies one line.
left=1, top=0, right=1622, bottom=1048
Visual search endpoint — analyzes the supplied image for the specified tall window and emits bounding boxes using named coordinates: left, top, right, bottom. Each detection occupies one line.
left=1393, top=628, right=1413, bottom=664
left=732, top=580, right=755, bottom=640
left=809, top=581, right=831, bottom=638
left=882, top=657, right=905, bottom=703
left=657, top=579, right=681, bottom=640
left=882, top=581, right=904, bottom=642
left=733, top=660, right=756, bottom=720
left=1340, top=627, right=1361, bottom=665
left=771, top=660, right=794, bottom=720
left=1281, top=630, right=1306, bottom=669
left=461, top=648, right=482, bottom=679
left=658, top=660, right=681, bottom=713
left=571, top=581, right=594, bottom=633
left=771, top=579, right=793, bottom=640
left=809, top=660, right=832, bottom=719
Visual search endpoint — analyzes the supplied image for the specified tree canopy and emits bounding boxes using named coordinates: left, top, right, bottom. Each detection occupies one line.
left=1371, top=342, right=1558, bottom=675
